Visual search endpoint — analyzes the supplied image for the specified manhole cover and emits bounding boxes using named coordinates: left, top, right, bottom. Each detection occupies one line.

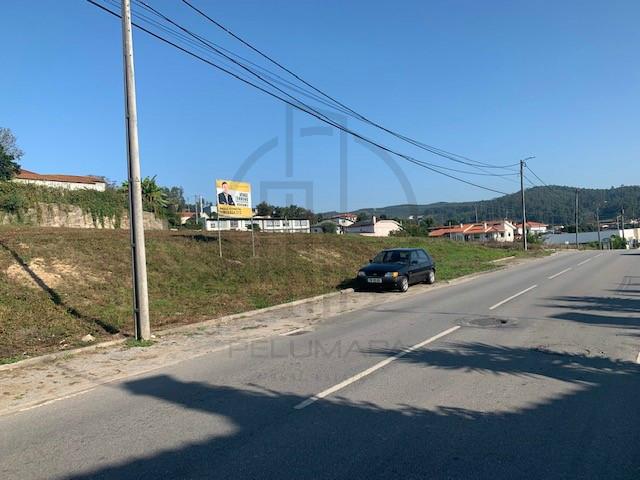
left=460, top=316, right=516, bottom=328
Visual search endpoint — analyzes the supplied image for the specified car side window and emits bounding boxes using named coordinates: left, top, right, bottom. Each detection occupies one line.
left=410, top=251, right=419, bottom=263
left=417, top=250, right=430, bottom=263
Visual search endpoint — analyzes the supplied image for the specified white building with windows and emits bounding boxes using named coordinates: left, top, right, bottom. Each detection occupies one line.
left=205, top=217, right=310, bottom=233
left=516, top=221, right=548, bottom=235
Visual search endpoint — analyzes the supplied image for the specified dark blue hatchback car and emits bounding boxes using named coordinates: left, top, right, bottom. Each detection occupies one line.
left=356, top=248, right=436, bottom=292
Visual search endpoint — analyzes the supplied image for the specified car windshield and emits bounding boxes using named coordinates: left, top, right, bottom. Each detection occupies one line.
left=372, top=250, right=411, bottom=264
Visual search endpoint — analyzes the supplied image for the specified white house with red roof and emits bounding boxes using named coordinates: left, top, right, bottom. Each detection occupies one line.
left=13, top=169, right=106, bottom=191
left=429, top=220, right=517, bottom=243
left=516, top=221, right=548, bottom=235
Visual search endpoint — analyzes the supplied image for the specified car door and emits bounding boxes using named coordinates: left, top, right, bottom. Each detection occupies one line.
left=408, top=250, right=423, bottom=283
left=416, top=250, right=431, bottom=280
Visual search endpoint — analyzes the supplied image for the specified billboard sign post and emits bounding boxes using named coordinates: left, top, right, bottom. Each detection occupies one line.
left=215, top=180, right=254, bottom=257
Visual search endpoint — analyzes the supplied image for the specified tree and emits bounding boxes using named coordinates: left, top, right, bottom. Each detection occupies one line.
left=421, top=217, right=435, bottom=228
left=160, top=186, right=186, bottom=228
left=121, top=175, right=168, bottom=214
left=161, top=186, right=186, bottom=211
left=611, top=235, right=627, bottom=250
left=0, top=128, right=23, bottom=181
left=141, top=176, right=168, bottom=213
left=256, top=201, right=274, bottom=216
left=319, top=220, right=337, bottom=234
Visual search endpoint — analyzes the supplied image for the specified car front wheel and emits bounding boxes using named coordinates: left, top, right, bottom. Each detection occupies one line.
left=426, top=269, right=436, bottom=284
left=399, top=276, right=409, bottom=292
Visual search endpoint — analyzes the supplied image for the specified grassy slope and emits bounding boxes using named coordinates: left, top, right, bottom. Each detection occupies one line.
left=0, top=227, right=543, bottom=361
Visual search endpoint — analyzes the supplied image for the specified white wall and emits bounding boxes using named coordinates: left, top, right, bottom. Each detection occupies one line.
left=347, top=220, right=401, bottom=237
left=13, top=178, right=106, bottom=191
left=205, top=218, right=310, bottom=233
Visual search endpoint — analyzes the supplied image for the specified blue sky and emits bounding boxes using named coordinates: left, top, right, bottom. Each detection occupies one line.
left=2, top=0, right=639, bottom=212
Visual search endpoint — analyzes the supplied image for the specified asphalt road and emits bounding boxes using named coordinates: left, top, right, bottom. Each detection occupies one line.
left=1, top=250, right=639, bottom=480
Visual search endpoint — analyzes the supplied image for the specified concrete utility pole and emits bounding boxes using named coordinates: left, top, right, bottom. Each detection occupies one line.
left=575, top=188, right=579, bottom=249
left=520, top=159, right=528, bottom=251
left=596, top=207, right=601, bottom=250
left=122, top=0, right=150, bottom=340
left=621, top=207, right=626, bottom=242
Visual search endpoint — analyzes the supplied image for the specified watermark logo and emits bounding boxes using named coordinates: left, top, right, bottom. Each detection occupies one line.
left=232, top=104, right=417, bottom=214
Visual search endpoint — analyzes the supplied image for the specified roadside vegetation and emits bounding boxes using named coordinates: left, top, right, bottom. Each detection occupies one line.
left=0, top=226, right=546, bottom=362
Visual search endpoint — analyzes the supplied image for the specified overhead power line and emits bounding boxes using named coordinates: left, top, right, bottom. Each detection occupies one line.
left=114, top=0, right=505, bottom=183
left=87, top=0, right=511, bottom=195
left=181, top=0, right=519, bottom=172
left=126, top=0, right=517, bottom=182
left=525, top=165, right=570, bottom=203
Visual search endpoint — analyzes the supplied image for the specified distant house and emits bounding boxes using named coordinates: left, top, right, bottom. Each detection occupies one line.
left=326, top=213, right=357, bottom=227
left=178, top=211, right=196, bottom=225
left=12, top=169, right=106, bottom=191
left=429, top=220, right=516, bottom=243
left=344, top=216, right=402, bottom=237
left=316, top=214, right=357, bottom=234
left=205, top=217, right=310, bottom=233
left=516, top=221, right=548, bottom=235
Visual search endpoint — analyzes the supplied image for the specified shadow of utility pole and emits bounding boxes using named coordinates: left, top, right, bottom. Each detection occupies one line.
left=0, top=240, right=120, bottom=334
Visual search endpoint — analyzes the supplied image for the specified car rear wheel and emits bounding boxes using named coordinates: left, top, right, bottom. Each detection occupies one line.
left=426, top=269, right=436, bottom=284
left=399, top=276, right=409, bottom=292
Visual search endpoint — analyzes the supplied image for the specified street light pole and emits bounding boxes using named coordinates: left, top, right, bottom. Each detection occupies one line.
left=574, top=188, right=579, bottom=249
left=121, top=0, right=150, bottom=340
left=520, top=160, right=527, bottom=251
left=519, top=157, right=534, bottom=251
left=596, top=206, right=601, bottom=250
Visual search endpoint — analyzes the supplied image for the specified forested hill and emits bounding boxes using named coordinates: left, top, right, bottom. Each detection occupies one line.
left=329, top=185, right=640, bottom=226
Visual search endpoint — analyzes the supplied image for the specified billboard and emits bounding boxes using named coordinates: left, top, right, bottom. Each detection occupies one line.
left=216, top=179, right=252, bottom=218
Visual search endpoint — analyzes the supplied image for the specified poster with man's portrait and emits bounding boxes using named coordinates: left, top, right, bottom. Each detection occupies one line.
left=216, top=179, right=252, bottom=218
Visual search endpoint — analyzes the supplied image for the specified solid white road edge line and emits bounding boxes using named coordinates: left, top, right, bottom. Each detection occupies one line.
left=489, top=285, right=538, bottom=311
left=293, top=325, right=461, bottom=410
left=548, top=268, right=572, bottom=280
left=577, top=257, right=593, bottom=266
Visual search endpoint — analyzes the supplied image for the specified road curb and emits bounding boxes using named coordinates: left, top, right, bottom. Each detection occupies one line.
left=0, top=288, right=355, bottom=373
left=0, top=339, right=128, bottom=373
left=154, top=287, right=355, bottom=337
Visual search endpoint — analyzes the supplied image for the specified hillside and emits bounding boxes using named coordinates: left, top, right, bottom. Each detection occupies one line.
left=0, top=227, right=540, bottom=362
left=327, top=185, right=640, bottom=226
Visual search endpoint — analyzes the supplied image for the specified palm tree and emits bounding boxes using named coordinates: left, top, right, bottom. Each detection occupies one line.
left=121, top=175, right=168, bottom=214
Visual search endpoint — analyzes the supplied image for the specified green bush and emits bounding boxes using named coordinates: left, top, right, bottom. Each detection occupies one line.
left=0, top=190, right=27, bottom=214
left=611, top=235, right=627, bottom=250
left=0, top=182, right=127, bottom=227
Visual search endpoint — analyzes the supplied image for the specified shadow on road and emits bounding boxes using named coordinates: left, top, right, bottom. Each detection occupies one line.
left=543, top=293, right=640, bottom=331
left=63, top=343, right=640, bottom=480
